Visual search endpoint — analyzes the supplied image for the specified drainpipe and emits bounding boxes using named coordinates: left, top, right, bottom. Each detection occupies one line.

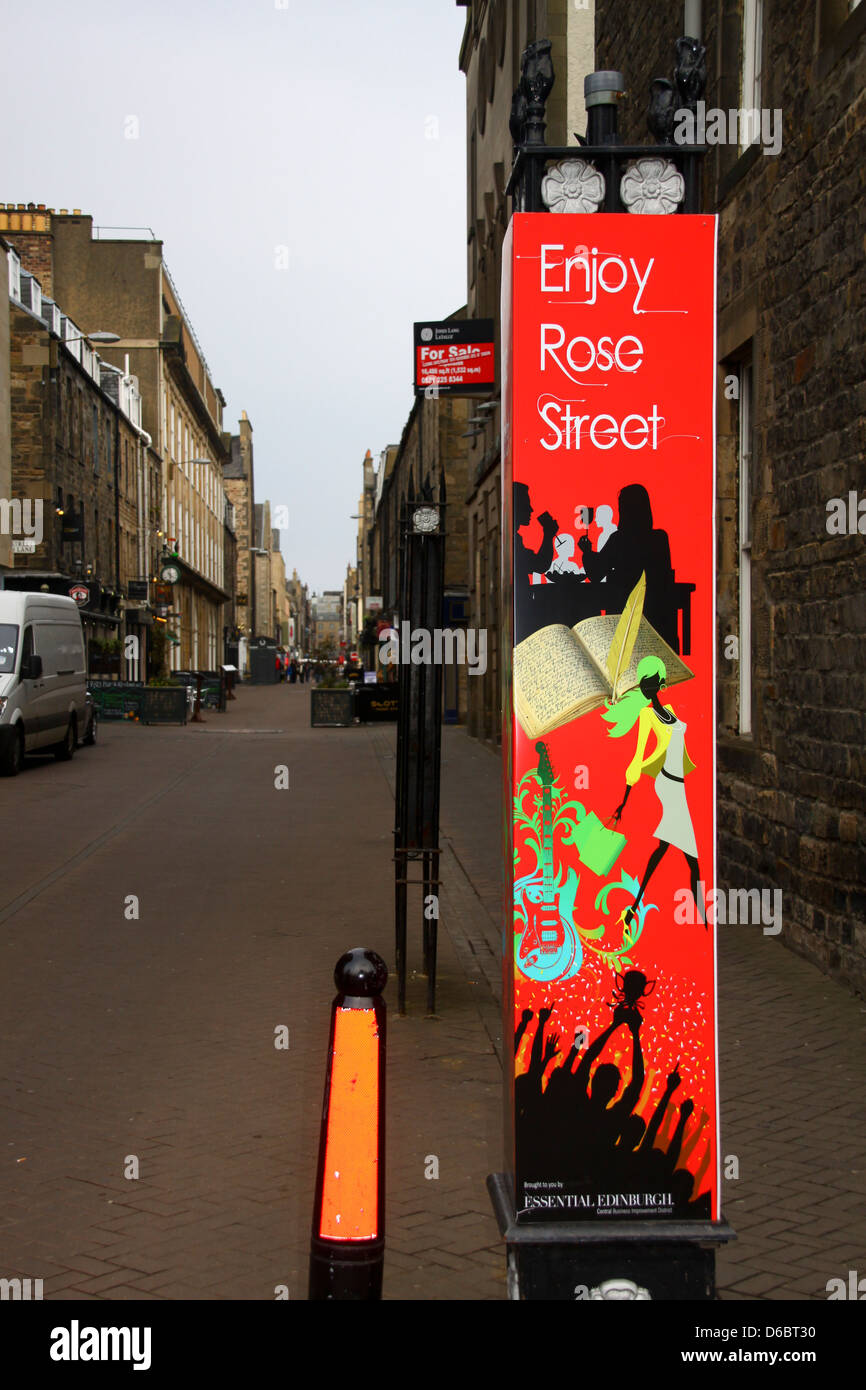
left=130, top=422, right=152, bottom=680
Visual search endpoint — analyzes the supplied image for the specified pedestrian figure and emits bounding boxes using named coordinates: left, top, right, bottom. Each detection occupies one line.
left=604, top=655, right=706, bottom=929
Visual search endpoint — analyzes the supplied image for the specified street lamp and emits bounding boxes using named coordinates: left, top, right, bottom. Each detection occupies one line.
left=64, top=330, right=121, bottom=345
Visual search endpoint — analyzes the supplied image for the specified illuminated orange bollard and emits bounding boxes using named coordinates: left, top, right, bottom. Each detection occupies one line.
left=309, top=948, right=387, bottom=1300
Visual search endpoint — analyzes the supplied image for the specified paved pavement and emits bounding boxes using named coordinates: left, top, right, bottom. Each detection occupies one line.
left=0, top=684, right=504, bottom=1301
left=0, top=683, right=863, bottom=1301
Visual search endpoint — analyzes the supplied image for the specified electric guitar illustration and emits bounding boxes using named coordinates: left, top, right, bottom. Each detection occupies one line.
left=514, top=742, right=582, bottom=982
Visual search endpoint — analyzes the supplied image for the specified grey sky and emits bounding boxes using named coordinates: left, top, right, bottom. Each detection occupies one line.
left=2, top=0, right=468, bottom=593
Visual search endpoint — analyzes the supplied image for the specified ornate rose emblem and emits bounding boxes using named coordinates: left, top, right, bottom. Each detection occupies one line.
left=541, top=159, right=605, bottom=214
left=620, top=157, right=685, bottom=214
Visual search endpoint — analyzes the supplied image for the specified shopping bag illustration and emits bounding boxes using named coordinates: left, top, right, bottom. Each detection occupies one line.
left=573, top=811, right=627, bottom=877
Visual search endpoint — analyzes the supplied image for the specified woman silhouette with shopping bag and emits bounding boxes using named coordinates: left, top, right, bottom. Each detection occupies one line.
left=603, top=655, right=707, bottom=930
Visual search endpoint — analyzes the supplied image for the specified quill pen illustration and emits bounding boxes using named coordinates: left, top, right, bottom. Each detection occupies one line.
left=607, top=571, right=647, bottom=702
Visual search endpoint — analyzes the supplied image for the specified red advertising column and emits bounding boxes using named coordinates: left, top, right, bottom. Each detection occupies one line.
left=498, top=213, right=731, bottom=1299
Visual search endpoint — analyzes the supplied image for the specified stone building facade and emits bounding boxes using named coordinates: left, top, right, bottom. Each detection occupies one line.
left=310, top=591, right=341, bottom=658
left=252, top=502, right=274, bottom=642
left=225, top=411, right=256, bottom=666
left=269, top=529, right=288, bottom=647
left=586, top=1, right=864, bottom=990
left=354, top=449, right=377, bottom=639
left=367, top=385, right=472, bottom=718
left=286, top=569, right=310, bottom=657
left=0, top=243, right=11, bottom=573
left=5, top=241, right=161, bottom=670
left=0, top=205, right=231, bottom=672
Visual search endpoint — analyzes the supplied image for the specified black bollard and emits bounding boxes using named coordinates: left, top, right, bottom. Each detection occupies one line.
left=308, top=948, right=388, bottom=1300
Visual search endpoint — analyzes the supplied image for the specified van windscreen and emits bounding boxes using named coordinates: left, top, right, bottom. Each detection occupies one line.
left=0, top=625, right=19, bottom=673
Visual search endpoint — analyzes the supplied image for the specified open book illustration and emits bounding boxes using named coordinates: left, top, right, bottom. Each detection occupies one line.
left=513, top=575, right=693, bottom=740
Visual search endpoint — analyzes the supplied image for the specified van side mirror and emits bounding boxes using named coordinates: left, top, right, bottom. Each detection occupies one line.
left=22, top=653, right=43, bottom=680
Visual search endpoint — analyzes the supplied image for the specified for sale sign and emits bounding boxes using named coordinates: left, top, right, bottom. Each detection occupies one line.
left=502, top=213, right=719, bottom=1224
left=413, top=319, right=495, bottom=395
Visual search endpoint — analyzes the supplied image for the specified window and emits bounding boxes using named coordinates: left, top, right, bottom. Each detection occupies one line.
left=7, top=249, right=21, bottom=301
left=740, top=0, right=763, bottom=152
left=737, top=363, right=754, bottom=736
left=0, top=624, right=19, bottom=673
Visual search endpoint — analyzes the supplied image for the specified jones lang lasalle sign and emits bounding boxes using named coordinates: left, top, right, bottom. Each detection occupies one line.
left=502, top=213, right=720, bottom=1224
left=414, top=319, right=495, bottom=395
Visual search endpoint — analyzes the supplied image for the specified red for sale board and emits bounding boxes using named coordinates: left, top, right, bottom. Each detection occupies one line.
left=414, top=319, right=495, bottom=394
left=502, top=212, right=719, bottom=1224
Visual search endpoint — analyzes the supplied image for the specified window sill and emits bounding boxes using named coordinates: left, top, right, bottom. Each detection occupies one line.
left=716, top=142, right=762, bottom=206
left=717, top=732, right=760, bottom=775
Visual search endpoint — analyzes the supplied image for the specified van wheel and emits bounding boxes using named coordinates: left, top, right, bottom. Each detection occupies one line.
left=54, top=719, right=76, bottom=761
left=0, top=728, right=24, bottom=777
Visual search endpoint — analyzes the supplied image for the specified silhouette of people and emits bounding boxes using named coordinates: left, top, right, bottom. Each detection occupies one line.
left=572, top=1006, right=644, bottom=1169
left=578, top=484, right=679, bottom=649
left=549, top=533, right=584, bottom=575
left=603, top=655, right=707, bottom=929
left=515, top=1007, right=534, bottom=1055
left=514, top=999, right=710, bottom=1218
left=516, top=485, right=685, bottom=642
left=513, top=483, right=559, bottom=642
left=595, top=503, right=616, bottom=555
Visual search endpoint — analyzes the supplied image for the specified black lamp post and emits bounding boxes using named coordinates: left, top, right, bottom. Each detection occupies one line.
left=491, top=35, right=732, bottom=1304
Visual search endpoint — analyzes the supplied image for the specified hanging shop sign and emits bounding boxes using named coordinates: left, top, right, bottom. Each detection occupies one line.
left=61, top=511, right=84, bottom=544
left=413, top=319, right=495, bottom=395
left=68, top=584, right=90, bottom=605
left=503, top=212, right=719, bottom=1226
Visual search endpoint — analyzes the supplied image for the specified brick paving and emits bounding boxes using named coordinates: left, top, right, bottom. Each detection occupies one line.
left=0, top=686, right=504, bottom=1301
left=0, top=686, right=863, bottom=1301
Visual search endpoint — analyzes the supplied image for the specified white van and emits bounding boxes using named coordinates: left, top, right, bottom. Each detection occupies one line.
left=0, top=592, right=88, bottom=776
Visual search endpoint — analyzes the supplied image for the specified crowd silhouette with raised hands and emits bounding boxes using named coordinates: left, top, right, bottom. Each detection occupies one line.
left=515, top=987, right=710, bottom=1218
